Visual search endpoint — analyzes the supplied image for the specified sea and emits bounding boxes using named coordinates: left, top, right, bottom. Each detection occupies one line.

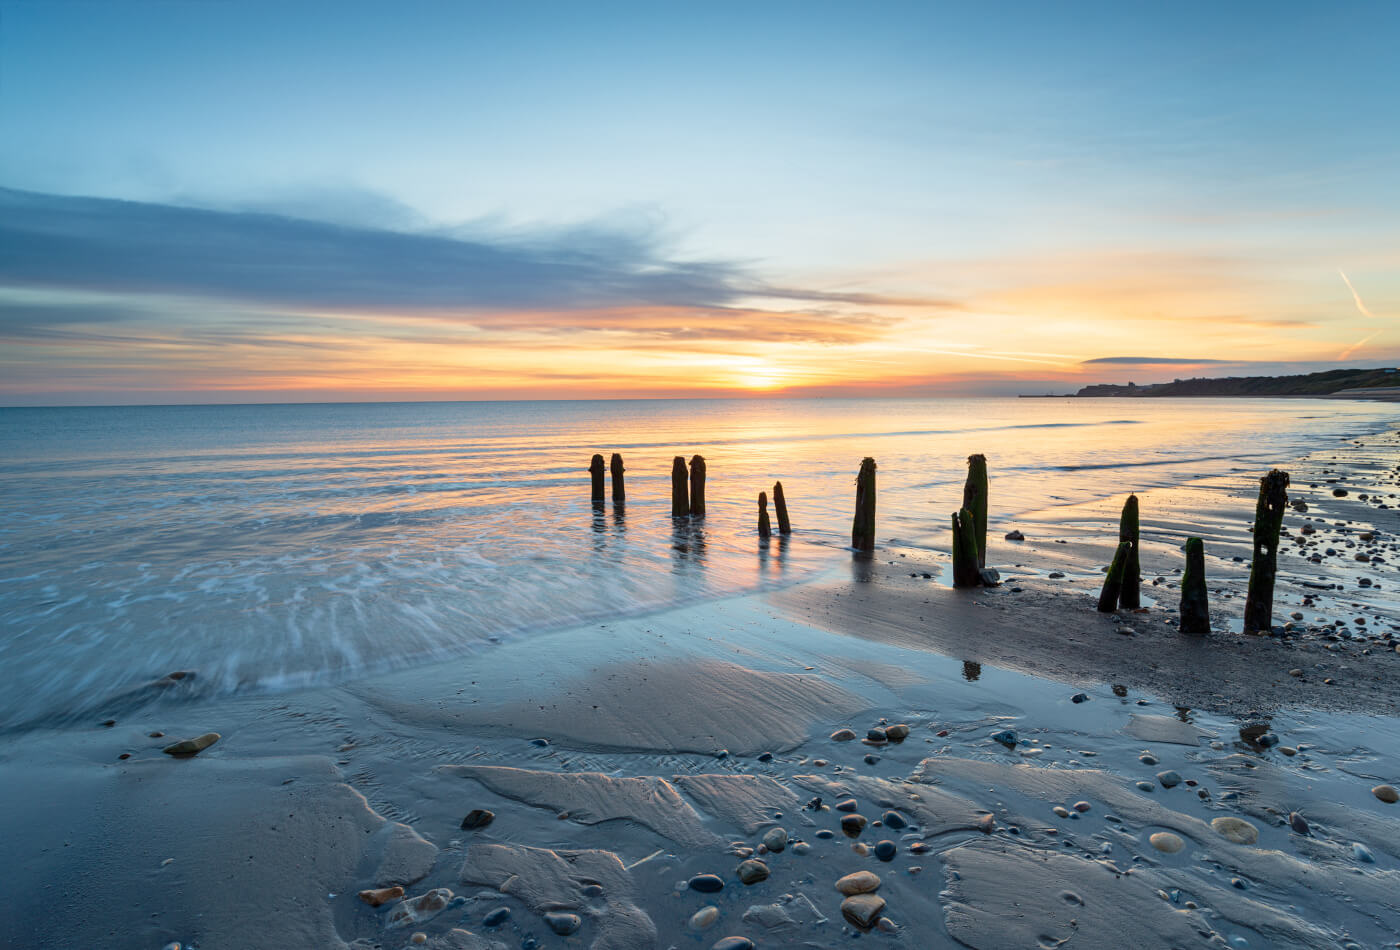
left=1, top=396, right=1394, bottom=730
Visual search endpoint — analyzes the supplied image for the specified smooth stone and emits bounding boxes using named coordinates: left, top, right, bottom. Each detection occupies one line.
left=881, top=810, right=907, bottom=829
left=866, top=727, right=888, bottom=743
left=830, top=728, right=857, bottom=742
left=1239, top=721, right=1270, bottom=742
left=1156, top=770, right=1182, bottom=789
left=792, top=841, right=810, bottom=855
left=1136, top=781, right=1155, bottom=793
left=482, top=907, right=511, bottom=927
left=1005, top=530, right=1025, bottom=540
left=1211, top=816, right=1259, bottom=845
left=460, top=809, right=495, bottom=830
left=689, top=874, right=725, bottom=893
left=840, top=814, right=868, bottom=837
left=545, top=912, right=582, bottom=936
left=873, top=840, right=897, bottom=862
left=1353, top=842, right=1376, bottom=863
left=761, top=827, right=788, bottom=853
left=835, top=870, right=881, bottom=895
left=358, top=886, right=404, bottom=907
left=1289, top=812, right=1310, bottom=835
left=1072, top=801, right=1091, bottom=812
left=1071, top=693, right=1089, bottom=704
left=976, top=814, right=995, bottom=834
left=835, top=799, right=859, bottom=812
left=841, top=893, right=886, bottom=929
left=1052, top=805, right=1070, bottom=818
left=991, top=730, right=1017, bottom=747
left=736, top=859, right=769, bottom=884
left=1373, top=784, right=1399, bottom=804
left=884, top=723, right=910, bottom=741
left=1149, top=832, right=1185, bottom=853
left=815, top=830, right=834, bottom=840
left=162, top=732, right=220, bottom=756
left=688, top=906, right=719, bottom=930
left=711, top=939, right=754, bottom=950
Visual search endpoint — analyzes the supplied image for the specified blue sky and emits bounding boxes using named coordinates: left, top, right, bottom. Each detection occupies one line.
left=1, top=0, right=1397, bottom=402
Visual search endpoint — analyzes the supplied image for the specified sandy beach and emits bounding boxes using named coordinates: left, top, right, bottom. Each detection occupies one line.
left=6, top=424, right=1400, bottom=950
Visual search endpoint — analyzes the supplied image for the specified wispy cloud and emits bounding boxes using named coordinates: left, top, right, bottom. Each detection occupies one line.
left=1081, top=356, right=1231, bottom=365
left=1338, top=331, right=1380, bottom=360
left=1338, top=268, right=1376, bottom=319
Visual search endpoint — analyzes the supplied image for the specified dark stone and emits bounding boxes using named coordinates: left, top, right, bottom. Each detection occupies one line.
left=881, top=810, right=907, bottom=829
left=482, top=907, right=511, bottom=927
left=874, top=839, right=897, bottom=861
left=688, top=873, right=725, bottom=893
left=460, top=809, right=495, bottom=830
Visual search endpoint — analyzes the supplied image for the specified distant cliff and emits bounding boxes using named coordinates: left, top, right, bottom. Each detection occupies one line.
left=1074, top=367, right=1400, bottom=398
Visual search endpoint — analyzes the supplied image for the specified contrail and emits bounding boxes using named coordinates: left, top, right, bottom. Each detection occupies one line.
left=1338, top=268, right=1375, bottom=319
left=1338, top=331, right=1379, bottom=361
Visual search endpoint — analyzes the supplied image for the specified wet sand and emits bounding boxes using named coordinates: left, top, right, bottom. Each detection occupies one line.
left=5, top=428, right=1400, bottom=949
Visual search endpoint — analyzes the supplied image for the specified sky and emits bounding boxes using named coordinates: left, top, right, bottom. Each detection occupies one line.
left=1, top=0, right=1397, bottom=404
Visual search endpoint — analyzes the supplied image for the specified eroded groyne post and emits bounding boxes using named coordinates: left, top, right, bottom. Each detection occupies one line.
left=589, top=454, right=605, bottom=504
left=773, top=481, right=791, bottom=535
left=1118, top=494, right=1141, bottom=609
left=1244, top=469, right=1289, bottom=634
left=758, top=491, right=771, bottom=538
left=610, top=453, right=626, bottom=504
left=851, top=457, right=877, bottom=552
left=689, top=455, right=707, bottom=518
left=952, top=508, right=982, bottom=587
left=1097, top=540, right=1132, bottom=612
left=671, top=456, right=690, bottom=517
left=963, top=454, right=988, bottom=568
left=1180, top=536, right=1210, bottom=634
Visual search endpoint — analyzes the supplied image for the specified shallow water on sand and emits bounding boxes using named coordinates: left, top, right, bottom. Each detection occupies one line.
left=1, top=396, right=1394, bottom=728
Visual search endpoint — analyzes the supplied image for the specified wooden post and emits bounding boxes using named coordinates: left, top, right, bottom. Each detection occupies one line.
left=1118, top=494, right=1140, bottom=609
left=758, top=491, right=771, bottom=538
left=1097, top=540, right=1132, bottom=612
left=589, top=454, right=605, bottom=504
left=671, top=456, right=690, bottom=517
left=851, top=458, right=877, bottom=551
left=689, top=455, right=707, bottom=518
left=963, top=454, right=988, bottom=568
left=610, top=453, right=625, bottom=504
left=952, top=508, right=982, bottom=587
left=1180, top=537, right=1210, bottom=634
left=1244, top=469, right=1289, bottom=634
left=773, top=481, right=791, bottom=534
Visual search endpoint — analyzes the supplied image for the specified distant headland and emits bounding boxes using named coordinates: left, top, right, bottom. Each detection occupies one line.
left=1026, top=367, right=1400, bottom=399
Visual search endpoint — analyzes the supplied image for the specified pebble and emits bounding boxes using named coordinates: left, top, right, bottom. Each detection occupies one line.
left=1072, top=801, right=1091, bottom=812
left=792, top=841, right=810, bottom=855
left=1115, top=626, right=1134, bottom=636
left=384, top=888, right=454, bottom=930
left=1289, top=812, right=1310, bottom=835
left=1353, top=842, right=1375, bottom=863
left=1139, top=753, right=1159, bottom=766
left=711, top=938, right=754, bottom=950
left=689, top=874, right=725, bottom=893
left=1156, top=770, right=1182, bottom=789
left=863, top=753, right=879, bottom=765
left=1071, top=693, right=1089, bottom=703
left=991, top=729, right=1017, bottom=747
left=1149, top=832, right=1184, bottom=853
left=736, top=859, right=769, bottom=884
left=866, top=727, right=888, bottom=743
left=877, top=916, right=899, bottom=933
left=410, top=933, right=427, bottom=945
left=841, top=893, right=887, bottom=929
left=482, top=907, right=511, bottom=927
left=881, top=810, right=907, bottom=829
left=545, top=912, right=582, bottom=935
left=884, top=723, right=910, bottom=741
left=761, top=827, right=787, bottom=853
left=1136, top=781, right=1155, bottom=793
left=976, top=814, right=995, bottom=834
left=815, top=829, right=834, bottom=839
left=1211, top=816, right=1259, bottom=845
left=1005, top=530, right=1024, bottom=540
left=688, top=906, right=719, bottom=930
left=1052, top=806, right=1071, bottom=818
left=162, top=732, right=220, bottom=756
left=840, top=814, right=868, bottom=837
left=835, top=798, right=859, bottom=812
left=830, top=728, right=856, bottom=742
left=835, top=870, right=881, bottom=895
left=874, top=840, right=897, bottom=861
left=358, top=886, right=404, bottom=907
left=1373, top=784, right=1399, bottom=804
left=460, top=809, right=495, bottom=830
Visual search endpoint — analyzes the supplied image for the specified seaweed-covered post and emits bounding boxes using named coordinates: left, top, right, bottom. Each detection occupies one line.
left=1244, top=469, right=1290, bottom=634
left=773, top=481, right=792, bottom=535
left=589, top=454, right=605, bottom=504
left=1180, top=537, right=1210, bottom=634
left=758, top=491, right=771, bottom=538
left=610, top=453, right=626, bottom=504
left=851, top=457, right=877, bottom=551
left=1118, top=494, right=1141, bottom=609
left=1097, top=541, right=1132, bottom=612
left=689, top=455, right=707, bottom=518
left=963, top=454, right=989, bottom=567
left=952, top=508, right=982, bottom=587
left=671, top=456, right=690, bottom=517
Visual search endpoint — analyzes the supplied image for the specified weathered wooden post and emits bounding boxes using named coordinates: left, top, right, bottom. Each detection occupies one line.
left=589, top=454, right=605, bottom=504
left=851, top=458, right=877, bottom=551
left=1180, top=537, right=1210, bottom=634
left=1097, top=541, right=1132, bottom=612
left=773, top=481, right=791, bottom=535
left=758, top=491, right=771, bottom=538
left=671, top=456, right=690, bottom=517
left=1118, top=494, right=1140, bottom=609
left=963, top=454, right=988, bottom=567
left=610, top=453, right=626, bottom=504
left=1244, top=469, right=1289, bottom=634
left=952, top=508, right=982, bottom=587
left=689, top=455, right=707, bottom=518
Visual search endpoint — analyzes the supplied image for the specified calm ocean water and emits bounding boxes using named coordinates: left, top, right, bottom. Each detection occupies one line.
left=0, top=396, right=1394, bottom=729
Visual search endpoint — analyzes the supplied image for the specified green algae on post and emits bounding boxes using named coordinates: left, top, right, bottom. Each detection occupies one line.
left=1244, top=469, right=1289, bottom=634
left=1097, top=540, right=1132, bottom=612
left=1180, top=536, right=1210, bottom=634
left=589, top=454, right=606, bottom=504
left=671, top=456, right=690, bottom=517
left=952, top=508, right=982, bottom=587
left=610, top=453, right=625, bottom=504
left=1118, top=494, right=1140, bottom=609
left=758, top=490, right=771, bottom=538
left=773, top=481, right=791, bottom=535
left=851, top=457, right=877, bottom=551
left=689, top=455, right=707, bottom=518
left=962, top=454, right=988, bottom=567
